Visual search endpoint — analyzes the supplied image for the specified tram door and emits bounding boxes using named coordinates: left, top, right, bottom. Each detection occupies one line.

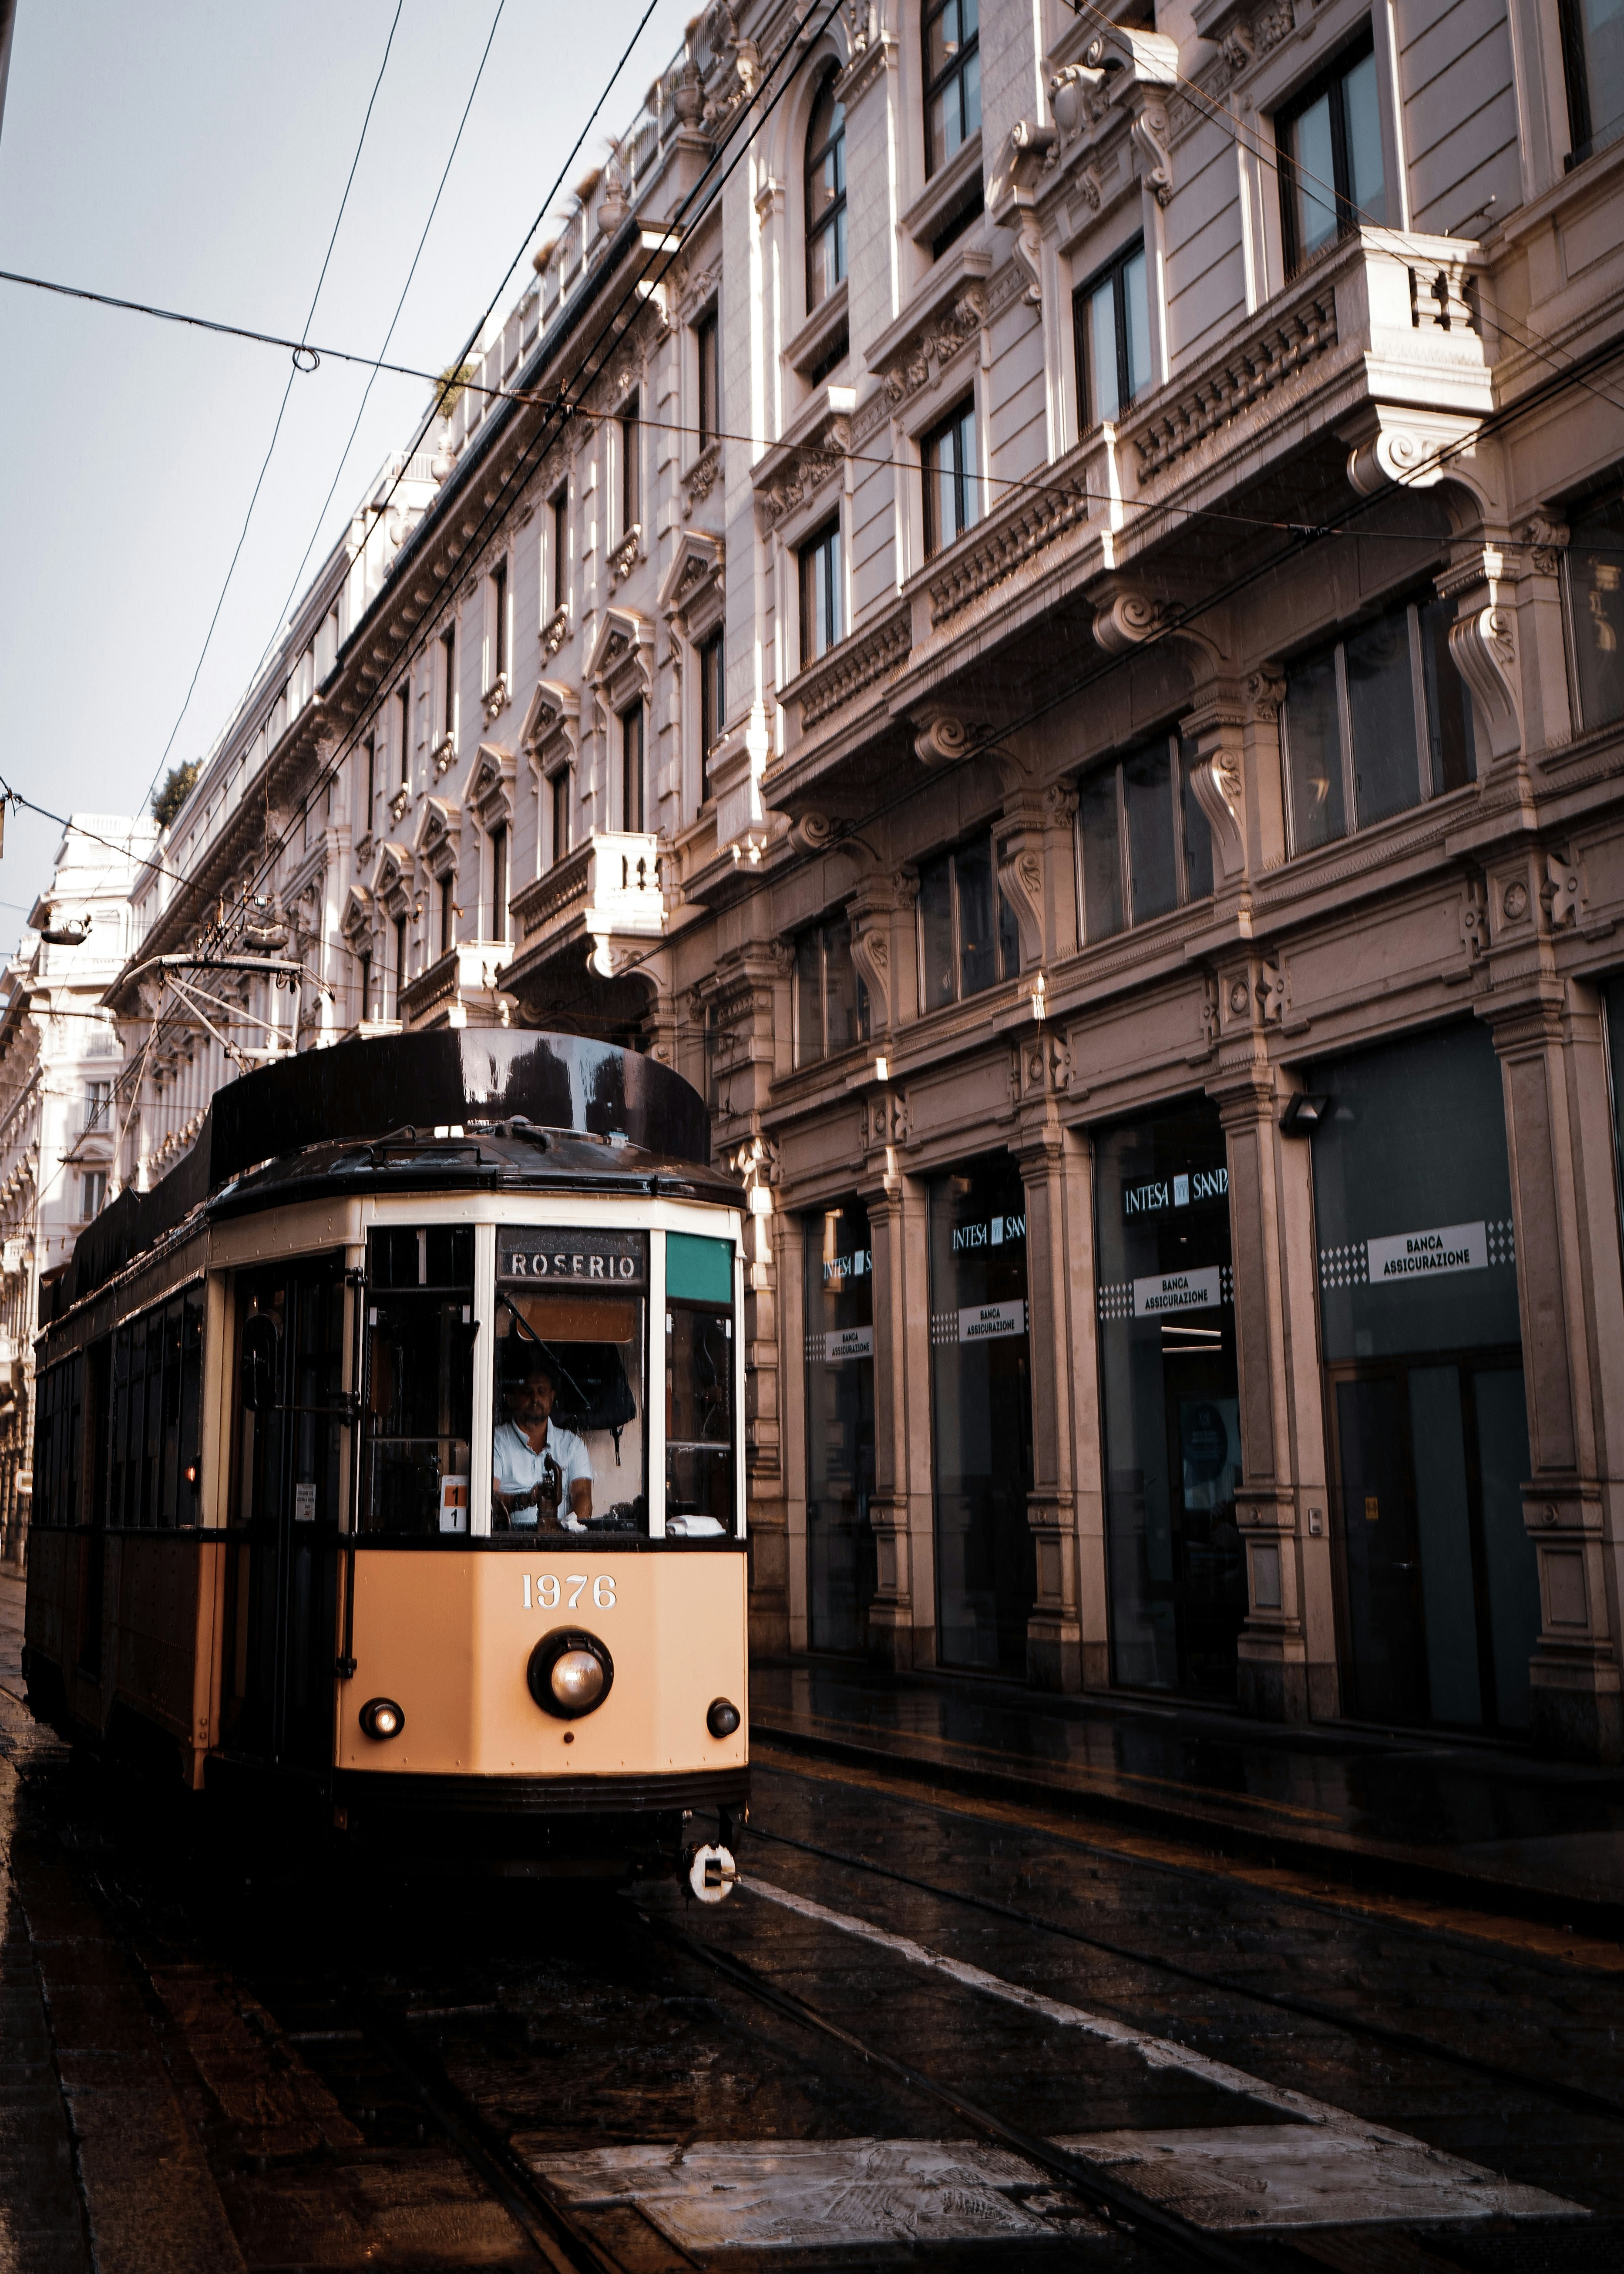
left=221, top=1258, right=348, bottom=1766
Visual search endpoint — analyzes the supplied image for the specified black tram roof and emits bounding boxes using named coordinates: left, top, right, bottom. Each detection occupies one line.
left=47, top=1033, right=736, bottom=1325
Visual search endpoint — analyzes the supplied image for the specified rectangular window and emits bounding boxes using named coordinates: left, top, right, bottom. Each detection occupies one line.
left=621, top=704, right=645, bottom=833
left=922, top=396, right=980, bottom=556
left=1566, top=493, right=1624, bottom=731
left=923, top=0, right=981, bottom=177
left=393, top=914, right=407, bottom=1005
left=551, top=487, right=569, bottom=612
left=358, top=950, right=372, bottom=1022
left=699, top=626, right=724, bottom=802
left=397, top=683, right=410, bottom=784
left=439, top=872, right=455, bottom=957
left=550, top=769, right=571, bottom=866
left=440, top=624, right=456, bottom=739
left=696, top=305, right=720, bottom=449
left=917, top=837, right=1020, bottom=1009
left=493, top=1227, right=652, bottom=1536
left=1077, top=733, right=1215, bottom=944
left=620, top=393, right=641, bottom=537
left=794, top=914, right=869, bottom=1066
left=103, top=1286, right=204, bottom=1531
left=800, top=518, right=844, bottom=664
left=361, top=1227, right=476, bottom=1536
left=490, top=559, right=508, bottom=684
left=1074, top=239, right=1150, bottom=429
left=665, top=1233, right=738, bottom=1537
left=362, top=734, right=376, bottom=831
left=490, top=824, right=509, bottom=941
left=1278, top=34, right=1386, bottom=275
left=84, top=1080, right=112, bottom=1132
left=81, top=1168, right=108, bottom=1221
left=1559, top=0, right=1624, bottom=164
left=1281, top=592, right=1476, bottom=858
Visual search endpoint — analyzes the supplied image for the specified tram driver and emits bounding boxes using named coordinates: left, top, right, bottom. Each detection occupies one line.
left=492, top=1351, right=593, bottom=1531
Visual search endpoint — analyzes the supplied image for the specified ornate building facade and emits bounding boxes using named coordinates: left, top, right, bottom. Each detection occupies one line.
left=107, top=0, right=1624, bottom=1756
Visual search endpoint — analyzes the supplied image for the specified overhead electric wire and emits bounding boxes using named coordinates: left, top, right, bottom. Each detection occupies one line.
left=136, top=0, right=409, bottom=823
left=82, top=0, right=847, bottom=1186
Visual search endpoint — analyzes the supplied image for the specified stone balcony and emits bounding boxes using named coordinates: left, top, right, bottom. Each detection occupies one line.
left=399, top=941, right=514, bottom=1031
left=768, top=226, right=1496, bottom=810
left=502, top=831, right=669, bottom=1019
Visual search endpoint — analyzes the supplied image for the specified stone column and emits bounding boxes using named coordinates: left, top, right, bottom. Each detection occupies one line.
left=1482, top=983, right=1623, bottom=1760
left=1211, top=1037, right=1316, bottom=1722
left=859, top=1087, right=934, bottom=1668
left=1013, top=1033, right=1083, bottom=1691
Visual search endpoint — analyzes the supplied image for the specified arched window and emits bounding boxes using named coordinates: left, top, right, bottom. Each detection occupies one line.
left=805, top=68, right=847, bottom=309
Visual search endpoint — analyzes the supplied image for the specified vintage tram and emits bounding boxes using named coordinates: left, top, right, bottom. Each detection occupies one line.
left=22, top=1032, right=749, bottom=1885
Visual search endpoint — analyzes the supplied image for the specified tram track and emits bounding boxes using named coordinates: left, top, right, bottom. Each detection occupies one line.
left=740, top=1812, right=1624, bottom=2130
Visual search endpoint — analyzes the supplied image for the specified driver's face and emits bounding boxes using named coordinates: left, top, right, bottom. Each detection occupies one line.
left=508, top=1372, right=555, bottom=1424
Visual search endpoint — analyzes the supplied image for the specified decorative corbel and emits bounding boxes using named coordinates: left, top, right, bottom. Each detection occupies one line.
left=1093, top=588, right=1173, bottom=654
left=911, top=706, right=979, bottom=764
left=1129, top=103, right=1173, bottom=207
left=986, top=121, right=1057, bottom=308
left=1180, top=696, right=1248, bottom=883
left=1437, top=546, right=1523, bottom=764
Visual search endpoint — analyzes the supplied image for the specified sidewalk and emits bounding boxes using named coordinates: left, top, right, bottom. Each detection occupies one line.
left=750, top=1655, right=1624, bottom=1933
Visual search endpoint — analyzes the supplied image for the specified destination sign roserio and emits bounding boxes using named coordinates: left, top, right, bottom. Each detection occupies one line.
left=498, top=1228, right=646, bottom=1287
left=1366, top=1220, right=1487, bottom=1283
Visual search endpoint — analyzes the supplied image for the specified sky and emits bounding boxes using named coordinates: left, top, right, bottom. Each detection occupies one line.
left=0, top=0, right=693, bottom=960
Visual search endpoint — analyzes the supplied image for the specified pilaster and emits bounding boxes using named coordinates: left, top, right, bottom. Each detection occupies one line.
left=1012, top=1036, right=1083, bottom=1691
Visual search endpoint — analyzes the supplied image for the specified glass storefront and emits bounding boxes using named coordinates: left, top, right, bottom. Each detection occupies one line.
left=1095, top=1103, right=1244, bottom=1698
left=1308, top=1023, right=1536, bottom=1728
left=804, top=1200, right=876, bottom=1652
left=928, top=1156, right=1035, bottom=1672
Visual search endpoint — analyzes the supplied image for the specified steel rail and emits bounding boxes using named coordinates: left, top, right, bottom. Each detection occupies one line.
left=742, top=1817, right=1624, bottom=2131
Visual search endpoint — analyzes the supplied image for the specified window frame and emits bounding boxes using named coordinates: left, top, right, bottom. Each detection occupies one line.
left=922, top=0, right=981, bottom=181
left=440, top=622, right=456, bottom=740
left=696, top=303, right=720, bottom=450
left=1073, top=236, right=1148, bottom=433
left=804, top=65, right=848, bottom=311
left=921, top=394, right=980, bottom=558
left=698, top=626, right=725, bottom=804
left=1276, top=29, right=1379, bottom=277
left=438, top=871, right=456, bottom=959
left=1557, top=0, right=1624, bottom=166
left=489, top=557, right=509, bottom=687
left=396, top=683, right=411, bottom=785
left=1561, top=492, right=1624, bottom=734
left=549, top=767, right=572, bottom=867
left=793, top=912, right=870, bottom=1068
left=550, top=487, right=569, bottom=615
left=620, top=700, right=646, bottom=833
left=799, top=516, right=845, bottom=666
left=1075, top=731, right=1214, bottom=947
left=1279, top=590, right=1478, bottom=860
left=620, top=393, right=641, bottom=539
left=915, top=834, right=1021, bottom=1011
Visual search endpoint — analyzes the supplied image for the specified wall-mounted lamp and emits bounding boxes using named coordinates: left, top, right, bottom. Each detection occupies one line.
left=1279, top=1092, right=1331, bottom=1136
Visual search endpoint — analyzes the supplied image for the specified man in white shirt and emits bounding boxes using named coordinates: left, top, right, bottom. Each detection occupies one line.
left=492, top=1354, right=594, bottom=1530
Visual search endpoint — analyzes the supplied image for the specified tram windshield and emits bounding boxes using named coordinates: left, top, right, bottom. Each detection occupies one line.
left=494, top=1226, right=648, bottom=1534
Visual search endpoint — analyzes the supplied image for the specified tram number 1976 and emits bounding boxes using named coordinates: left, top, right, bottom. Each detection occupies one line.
left=523, top=1573, right=616, bottom=1611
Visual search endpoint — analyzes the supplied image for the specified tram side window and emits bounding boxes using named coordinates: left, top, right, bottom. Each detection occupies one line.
left=666, top=1233, right=736, bottom=1538
left=361, top=1227, right=476, bottom=1534
left=493, top=1226, right=649, bottom=1535
left=107, top=1286, right=205, bottom=1527
left=32, top=1353, right=85, bottom=1527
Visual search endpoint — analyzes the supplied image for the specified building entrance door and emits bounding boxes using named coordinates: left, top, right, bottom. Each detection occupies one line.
left=928, top=1156, right=1035, bottom=1673
left=1308, top=1023, right=1538, bottom=1731
left=221, top=1259, right=348, bottom=1766
left=1331, top=1355, right=1535, bottom=1728
left=804, top=1200, right=876, bottom=1653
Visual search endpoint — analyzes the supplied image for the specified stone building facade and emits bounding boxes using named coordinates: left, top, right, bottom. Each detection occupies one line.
left=108, top=0, right=1624, bottom=1755
left=1, top=817, right=155, bottom=1562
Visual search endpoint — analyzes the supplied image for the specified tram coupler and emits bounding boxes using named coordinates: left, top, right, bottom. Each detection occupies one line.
left=683, top=1842, right=738, bottom=1904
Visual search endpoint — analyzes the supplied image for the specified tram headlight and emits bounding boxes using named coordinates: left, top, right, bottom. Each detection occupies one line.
left=359, top=1696, right=405, bottom=1741
left=706, top=1697, right=741, bottom=1739
left=527, top=1629, right=614, bottom=1720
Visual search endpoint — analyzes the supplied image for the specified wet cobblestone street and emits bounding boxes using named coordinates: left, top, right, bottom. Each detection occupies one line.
left=5, top=1575, right=1624, bottom=2274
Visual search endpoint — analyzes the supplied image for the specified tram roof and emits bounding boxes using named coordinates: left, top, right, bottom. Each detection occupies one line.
left=47, top=1033, right=735, bottom=1325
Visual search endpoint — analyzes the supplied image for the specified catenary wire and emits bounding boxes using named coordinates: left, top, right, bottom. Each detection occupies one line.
left=33, top=0, right=853, bottom=1169
left=135, top=0, right=410, bottom=822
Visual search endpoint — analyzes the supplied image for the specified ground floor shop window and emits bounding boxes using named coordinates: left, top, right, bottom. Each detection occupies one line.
left=1095, top=1103, right=1242, bottom=1698
left=1308, top=1023, right=1536, bottom=1729
left=804, top=1200, right=875, bottom=1652
left=929, top=1157, right=1034, bottom=1672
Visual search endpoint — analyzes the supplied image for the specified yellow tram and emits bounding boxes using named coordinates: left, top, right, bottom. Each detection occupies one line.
left=22, top=1033, right=749, bottom=1885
